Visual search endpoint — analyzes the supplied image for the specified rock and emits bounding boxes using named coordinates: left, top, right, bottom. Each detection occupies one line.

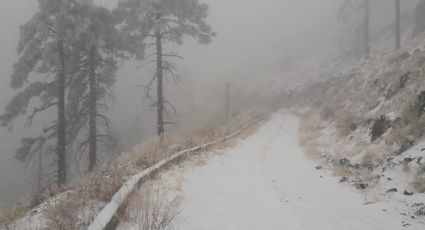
left=366, top=118, right=373, bottom=125
left=404, top=190, right=414, bottom=196
left=388, top=50, right=410, bottom=64
left=355, top=183, right=368, bottom=190
left=386, top=188, right=398, bottom=193
left=418, top=91, right=425, bottom=116
left=400, top=72, right=410, bottom=88
left=404, top=157, right=414, bottom=163
left=415, top=206, right=425, bottom=216
left=417, top=157, right=423, bottom=165
left=315, top=165, right=322, bottom=170
left=411, top=203, right=424, bottom=207
left=339, top=176, right=348, bottom=183
left=371, top=116, right=389, bottom=142
left=339, top=158, right=351, bottom=167
left=403, top=158, right=414, bottom=171
left=30, top=209, right=39, bottom=215
left=340, top=158, right=349, bottom=165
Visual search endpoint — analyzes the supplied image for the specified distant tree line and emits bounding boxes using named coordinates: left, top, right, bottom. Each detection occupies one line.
left=338, top=0, right=425, bottom=59
left=0, top=0, right=214, bottom=190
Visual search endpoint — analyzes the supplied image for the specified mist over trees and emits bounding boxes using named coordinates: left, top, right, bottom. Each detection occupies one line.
left=66, top=3, right=121, bottom=173
left=0, top=0, right=214, bottom=193
left=116, top=0, right=215, bottom=138
left=414, top=0, right=425, bottom=36
left=3, top=0, right=425, bottom=206
left=395, top=0, right=401, bottom=49
left=338, top=0, right=370, bottom=59
left=336, top=0, right=425, bottom=62
left=0, top=0, right=88, bottom=187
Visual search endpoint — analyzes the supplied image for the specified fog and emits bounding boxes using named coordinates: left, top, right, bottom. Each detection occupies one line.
left=0, top=0, right=342, bottom=203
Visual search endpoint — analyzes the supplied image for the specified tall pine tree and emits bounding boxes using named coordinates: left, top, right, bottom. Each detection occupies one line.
left=0, top=0, right=88, bottom=186
left=338, top=0, right=370, bottom=59
left=66, top=3, right=121, bottom=172
left=395, top=0, right=401, bottom=49
left=414, top=0, right=425, bottom=36
left=116, top=0, right=215, bottom=138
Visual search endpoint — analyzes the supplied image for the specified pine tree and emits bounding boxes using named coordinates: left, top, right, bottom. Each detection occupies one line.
left=66, top=3, right=121, bottom=172
left=364, top=0, right=370, bottom=56
left=414, top=0, right=425, bottom=36
left=116, top=0, right=215, bottom=138
left=1, top=0, right=85, bottom=187
left=338, top=0, right=370, bottom=59
left=395, top=0, right=401, bottom=49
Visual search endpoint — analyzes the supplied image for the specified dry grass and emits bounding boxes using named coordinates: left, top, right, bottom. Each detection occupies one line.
left=339, top=142, right=369, bottom=158
left=413, top=175, right=425, bottom=193
left=1, top=105, right=272, bottom=228
left=386, top=126, right=411, bottom=147
left=383, top=94, right=425, bottom=153
left=120, top=186, right=182, bottom=230
left=361, top=145, right=389, bottom=168
left=46, top=199, right=80, bottom=230
left=329, top=162, right=357, bottom=178
left=389, top=97, right=425, bottom=148
left=46, top=197, right=103, bottom=230
left=335, top=110, right=361, bottom=137
left=298, top=112, right=328, bottom=162
left=0, top=200, right=30, bottom=229
left=298, top=111, right=380, bottom=183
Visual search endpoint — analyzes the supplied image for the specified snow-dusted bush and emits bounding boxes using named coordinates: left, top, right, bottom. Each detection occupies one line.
left=336, top=111, right=362, bottom=137
left=413, top=174, right=425, bottom=193
left=124, top=191, right=182, bottom=230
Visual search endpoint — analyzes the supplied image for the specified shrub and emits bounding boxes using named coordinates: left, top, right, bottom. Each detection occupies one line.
left=336, top=111, right=361, bottom=137
left=0, top=200, right=30, bottom=229
left=121, top=187, right=182, bottom=230
left=413, top=175, right=425, bottom=193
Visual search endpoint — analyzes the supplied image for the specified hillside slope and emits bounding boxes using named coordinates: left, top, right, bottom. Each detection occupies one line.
left=286, top=43, right=425, bottom=221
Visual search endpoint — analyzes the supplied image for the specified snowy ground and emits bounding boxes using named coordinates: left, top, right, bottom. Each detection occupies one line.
left=122, top=112, right=425, bottom=229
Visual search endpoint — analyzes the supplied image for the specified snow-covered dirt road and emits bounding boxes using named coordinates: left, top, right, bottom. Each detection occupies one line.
left=123, top=113, right=425, bottom=229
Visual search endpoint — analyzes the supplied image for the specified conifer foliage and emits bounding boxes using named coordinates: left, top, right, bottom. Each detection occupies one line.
left=117, top=0, right=215, bottom=137
left=1, top=0, right=214, bottom=191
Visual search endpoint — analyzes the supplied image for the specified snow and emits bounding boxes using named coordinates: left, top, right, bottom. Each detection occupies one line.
left=88, top=119, right=259, bottom=230
left=127, top=112, right=424, bottom=229
left=4, top=191, right=75, bottom=230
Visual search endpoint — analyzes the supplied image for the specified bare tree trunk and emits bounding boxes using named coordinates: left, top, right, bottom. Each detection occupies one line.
left=57, top=40, right=66, bottom=186
left=225, top=83, right=230, bottom=121
left=395, top=0, right=401, bottom=49
left=37, top=149, right=43, bottom=192
left=88, top=45, right=97, bottom=171
left=364, top=0, right=370, bottom=57
left=156, top=30, right=165, bottom=138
